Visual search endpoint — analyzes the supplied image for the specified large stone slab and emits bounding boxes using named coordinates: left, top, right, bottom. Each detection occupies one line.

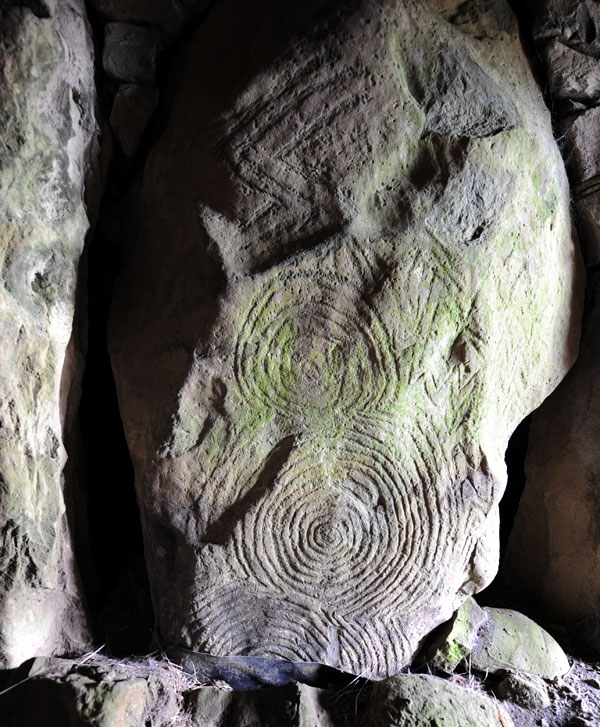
left=0, top=1, right=99, bottom=666
left=109, top=0, right=582, bottom=677
left=503, top=0, right=600, bottom=646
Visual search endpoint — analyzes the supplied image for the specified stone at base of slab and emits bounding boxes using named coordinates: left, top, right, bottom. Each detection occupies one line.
left=495, top=671, right=551, bottom=710
left=427, top=597, right=570, bottom=679
left=0, top=656, right=515, bottom=727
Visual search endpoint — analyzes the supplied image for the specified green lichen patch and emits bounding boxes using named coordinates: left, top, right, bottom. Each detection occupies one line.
left=427, top=597, right=487, bottom=673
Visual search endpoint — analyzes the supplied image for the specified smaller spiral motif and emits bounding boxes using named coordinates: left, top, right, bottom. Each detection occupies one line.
left=233, top=275, right=398, bottom=426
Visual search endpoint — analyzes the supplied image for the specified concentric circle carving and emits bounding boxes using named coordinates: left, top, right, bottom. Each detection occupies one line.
left=189, top=271, right=470, bottom=676
left=234, top=275, right=398, bottom=424
left=231, top=435, right=445, bottom=616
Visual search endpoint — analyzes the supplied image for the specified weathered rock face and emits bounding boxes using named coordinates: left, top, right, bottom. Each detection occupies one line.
left=0, top=656, right=185, bottom=727
left=503, top=0, right=600, bottom=648
left=0, top=1, right=99, bottom=666
left=533, top=0, right=600, bottom=266
left=496, top=672, right=551, bottom=711
left=370, top=674, right=515, bottom=727
left=427, top=597, right=570, bottom=679
left=0, top=656, right=510, bottom=727
left=109, top=0, right=582, bottom=677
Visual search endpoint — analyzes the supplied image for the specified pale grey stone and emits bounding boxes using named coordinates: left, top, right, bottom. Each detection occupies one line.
left=0, top=656, right=183, bottom=726
left=575, top=192, right=600, bottom=266
left=0, top=0, right=100, bottom=668
left=565, top=107, right=600, bottom=184
left=544, top=39, right=600, bottom=102
left=471, top=608, right=570, bottom=679
left=427, top=597, right=488, bottom=673
left=427, top=598, right=570, bottom=679
left=535, top=0, right=600, bottom=53
left=496, top=672, right=552, bottom=710
left=191, top=684, right=335, bottom=727
left=369, top=674, right=515, bottom=727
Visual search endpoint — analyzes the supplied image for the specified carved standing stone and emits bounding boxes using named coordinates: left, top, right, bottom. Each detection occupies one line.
left=109, top=0, right=582, bottom=677
left=0, top=0, right=99, bottom=666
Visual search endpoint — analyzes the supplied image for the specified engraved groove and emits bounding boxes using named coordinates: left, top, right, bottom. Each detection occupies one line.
left=192, top=262, right=480, bottom=673
left=234, top=274, right=399, bottom=427
left=226, top=435, right=456, bottom=621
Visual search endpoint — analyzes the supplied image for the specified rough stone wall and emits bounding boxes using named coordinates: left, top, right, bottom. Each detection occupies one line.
left=0, top=0, right=100, bottom=667
left=0, top=0, right=587, bottom=696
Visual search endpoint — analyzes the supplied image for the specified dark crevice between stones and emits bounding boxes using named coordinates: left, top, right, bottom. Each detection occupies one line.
left=506, top=0, right=568, bottom=145
left=499, top=413, right=531, bottom=565
left=0, top=0, right=49, bottom=19
left=77, top=2, right=153, bottom=657
left=506, top=0, right=546, bottom=83
left=76, top=0, right=222, bottom=658
left=78, top=205, right=153, bottom=655
left=476, top=412, right=531, bottom=608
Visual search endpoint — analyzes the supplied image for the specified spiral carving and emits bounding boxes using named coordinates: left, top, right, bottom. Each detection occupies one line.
left=231, top=436, right=441, bottom=615
left=234, top=275, right=398, bottom=427
left=189, top=269, right=476, bottom=677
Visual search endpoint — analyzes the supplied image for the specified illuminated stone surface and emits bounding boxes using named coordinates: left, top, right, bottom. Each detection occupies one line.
left=0, top=0, right=99, bottom=666
left=109, top=0, right=582, bottom=677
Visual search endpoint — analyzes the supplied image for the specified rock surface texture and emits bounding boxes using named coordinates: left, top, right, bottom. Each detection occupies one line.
left=369, top=674, right=515, bottom=727
left=504, top=302, right=600, bottom=645
left=102, top=23, right=160, bottom=87
left=89, top=0, right=215, bottom=45
left=109, top=0, right=582, bottom=677
left=534, top=0, right=600, bottom=266
left=495, top=672, right=551, bottom=710
left=0, top=656, right=514, bottom=727
left=504, top=0, right=600, bottom=648
left=0, top=0, right=99, bottom=667
left=428, top=597, right=570, bottom=679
